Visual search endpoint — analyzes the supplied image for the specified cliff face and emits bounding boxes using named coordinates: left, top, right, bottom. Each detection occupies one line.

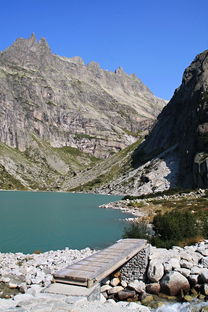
left=135, top=49, right=208, bottom=189
left=98, top=49, right=208, bottom=195
left=0, top=34, right=165, bottom=159
left=0, top=35, right=165, bottom=190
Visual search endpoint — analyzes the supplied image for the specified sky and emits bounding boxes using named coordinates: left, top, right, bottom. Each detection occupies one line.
left=0, top=0, right=208, bottom=100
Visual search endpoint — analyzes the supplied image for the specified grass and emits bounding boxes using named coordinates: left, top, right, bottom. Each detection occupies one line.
left=74, top=133, right=100, bottom=140
left=70, top=138, right=143, bottom=192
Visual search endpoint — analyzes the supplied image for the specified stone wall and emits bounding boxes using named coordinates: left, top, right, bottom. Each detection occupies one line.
left=120, top=245, right=150, bottom=283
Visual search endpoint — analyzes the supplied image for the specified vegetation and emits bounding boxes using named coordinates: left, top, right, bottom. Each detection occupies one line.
left=122, top=188, right=194, bottom=200
left=123, top=190, right=208, bottom=249
left=70, top=138, right=143, bottom=192
left=123, top=222, right=151, bottom=240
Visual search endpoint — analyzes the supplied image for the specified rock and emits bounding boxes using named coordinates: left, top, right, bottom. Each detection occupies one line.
left=106, top=298, right=116, bottom=304
left=126, top=302, right=151, bottom=311
left=121, top=280, right=128, bottom=288
left=160, top=272, right=190, bottom=296
left=100, top=293, right=106, bottom=303
left=8, top=282, right=18, bottom=289
left=164, top=258, right=180, bottom=271
left=128, top=280, right=146, bottom=293
left=117, top=289, right=136, bottom=301
left=180, top=251, right=193, bottom=262
left=204, top=284, right=208, bottom=295
left=191, top=266, right=202, bottom=275
left=201, top=257, right=208, bottom=268
left=1, top=278, right=10, bottom=283
left=107, top=286, right=124, bottom=294
left=102, top=291, right=108, bottom=299
left=180, top=260, right=193, bottom=269
left=188, top=274, right=199, bottom=286
left=200, top=269, right=208, bottom=283
left=197, top=247, right=208, bottom=257
left=146, top=283, right=161, bottom=295
left=110, top=277, right=120, bottom=287
left=176, top=268, right=191, bottom=278
left=147, top=260, right=164, bottom=282
left=101, top=285, right=112, bottom=292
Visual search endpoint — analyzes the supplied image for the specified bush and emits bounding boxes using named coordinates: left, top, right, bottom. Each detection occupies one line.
left=152, top=210, right=199, bottom=248
left=122, top=222, right=151, bottom=240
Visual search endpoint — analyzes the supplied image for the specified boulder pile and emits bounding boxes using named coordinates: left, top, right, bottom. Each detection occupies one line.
left=100, top=241, right=208, bottom=304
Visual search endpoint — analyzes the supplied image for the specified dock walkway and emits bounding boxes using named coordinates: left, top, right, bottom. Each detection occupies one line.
left=54, top=239, right=147, bottom=288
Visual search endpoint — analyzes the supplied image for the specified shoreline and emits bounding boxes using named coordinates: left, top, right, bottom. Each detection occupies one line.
left=1, top=242, right=208, bottom=311
left=99, top=189, right=207, bottom=222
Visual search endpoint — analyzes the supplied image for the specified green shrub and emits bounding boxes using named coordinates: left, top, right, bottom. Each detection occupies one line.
left=122, top=222, right=151, bottom=240
left=150, top=210, right=200, bottom=248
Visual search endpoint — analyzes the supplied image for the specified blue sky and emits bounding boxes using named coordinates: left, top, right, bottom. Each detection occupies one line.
left=0, top=0, right=208, bottom=100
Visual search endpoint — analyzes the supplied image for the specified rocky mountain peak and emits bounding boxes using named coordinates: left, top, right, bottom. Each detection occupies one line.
left=0, top=35, right=166, bottom=191
left=0, top=34, right=51, bottom=69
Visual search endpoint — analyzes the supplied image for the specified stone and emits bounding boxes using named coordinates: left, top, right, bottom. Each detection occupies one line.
left=121, top=280, right=128, bottom=288
left=180, top=251, right=193, bottom=262
left=102, top=291, right=108, bottom=299
left=200, top=269, right=208, bottom=283
left=100, top=293, right=106, bottom=303
left=204, top=283, right=208, bottom=295
left=117, top=289, right=136, bottom=301
left=106, top=298, right=116, bottom=304
left=180, top=260, right=193, bottom=269
left=128, top=280, right=146, bottom=293
left=146, top=283, right=160, bottom=295
left=201, top=257, right=208, bottom=268
left=101, top=285, right=112, bottom=292
left=147, top=260, right=164, bottom=282
left=160, top=272, right=190, bottom=296
left=126, top=302, right=151, bottom=311
left=164, top=258, right=180, bottom=272
left=107, top=286, right=124, bottom=295
left=197, top=247, right=208, bottom=257
left=188, top=274, right=199, bottom=286
left=191, top=266, right=202, bottom=275
left=8, top=282, right=18, bottom=289
left=110, top=277, right=120, bottom=287
left=176, top=268, right=191, bottom=278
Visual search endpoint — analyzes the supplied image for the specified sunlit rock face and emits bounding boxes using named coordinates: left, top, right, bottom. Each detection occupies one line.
left=0, top=34, right=165, bottom=159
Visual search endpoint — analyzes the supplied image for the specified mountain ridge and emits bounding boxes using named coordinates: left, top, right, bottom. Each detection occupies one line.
left=95, top=49, right=208, bottom=195
left=0, top=35, right=166, bottom=191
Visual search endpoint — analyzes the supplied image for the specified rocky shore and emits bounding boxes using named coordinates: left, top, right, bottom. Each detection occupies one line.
left=99, top=189, right=207, bottom=221
left=2, top=240, right=208, bottom=311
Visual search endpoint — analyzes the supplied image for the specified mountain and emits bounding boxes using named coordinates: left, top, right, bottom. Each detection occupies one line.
left=0, top=35, right=165, bottom=191
left=98, top=49, right=208, bottom=195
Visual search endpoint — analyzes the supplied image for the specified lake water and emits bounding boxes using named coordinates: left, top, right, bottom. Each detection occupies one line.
left=0, top=191, right=133, bottom=254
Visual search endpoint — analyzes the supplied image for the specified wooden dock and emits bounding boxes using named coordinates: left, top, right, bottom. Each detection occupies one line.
left=53, top=239, right=147, bottom=288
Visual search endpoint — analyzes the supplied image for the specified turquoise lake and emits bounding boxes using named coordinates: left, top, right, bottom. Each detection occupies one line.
left=0, top=191, right=133, bottom=253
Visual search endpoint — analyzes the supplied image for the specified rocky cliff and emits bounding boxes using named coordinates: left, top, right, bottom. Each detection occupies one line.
left=0, top=34, right=165, bottom=190
left=97, top=49, right=208, bottom=195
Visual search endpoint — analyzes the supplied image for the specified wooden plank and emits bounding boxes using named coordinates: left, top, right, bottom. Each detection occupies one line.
left=54, top=239, right=147, bottom=287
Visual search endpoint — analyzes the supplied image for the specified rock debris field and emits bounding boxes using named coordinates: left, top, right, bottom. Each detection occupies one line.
left=2, top=241, right=208, bottom=311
